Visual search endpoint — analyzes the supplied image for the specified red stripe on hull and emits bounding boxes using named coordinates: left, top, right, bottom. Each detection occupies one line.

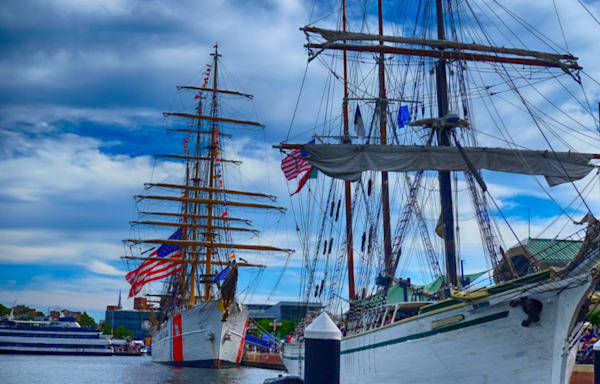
left=236, top=318, right=249, bottom=364
left=172, top=314, right=183, bottom=362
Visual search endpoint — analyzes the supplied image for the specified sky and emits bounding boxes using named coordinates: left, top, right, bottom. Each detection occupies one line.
left=1, top=0, right=600, bottom=322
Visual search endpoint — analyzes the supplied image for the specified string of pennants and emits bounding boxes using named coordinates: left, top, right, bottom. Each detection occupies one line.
left=204, top=54, right=236, bottom=262
left=179, top=52, right=236, bottom=265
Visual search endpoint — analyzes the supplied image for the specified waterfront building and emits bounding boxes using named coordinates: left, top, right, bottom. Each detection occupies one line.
left=247, top=301, right=323, bottom=322
left=104, top=308, right=151, bottom=340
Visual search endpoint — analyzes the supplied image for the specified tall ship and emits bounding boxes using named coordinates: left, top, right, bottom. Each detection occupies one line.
left=277, top=0, right=600, bottom=383
left=0, top=311, right=112, bottom=356
left=122, top=46, right=291, bottom=368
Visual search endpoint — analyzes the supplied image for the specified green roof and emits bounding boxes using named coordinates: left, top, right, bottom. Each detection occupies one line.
left=351, top=285, right=428, bottom=307
left=524, top=238, right=582, bottom=264
left=421, top=272, right=487, bottom=294
left=351, top=271, right=487, bottom=307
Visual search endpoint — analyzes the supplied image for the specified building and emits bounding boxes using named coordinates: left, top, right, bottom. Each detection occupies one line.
left=104, top=291, right=152, bottom=340
left=134, top=298, right=148, bottom=311
left=48, top=309, right=81, bottom=321
left=493, top=237, right=583, bottom=281
left=104, top=308, right=151, bottom=340
left=13, top=305, right=36, bottom=318
left=247, top=301, right=323, bottom=322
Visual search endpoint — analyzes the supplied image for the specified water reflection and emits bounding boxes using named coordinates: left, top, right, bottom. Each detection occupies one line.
left=3, top=355, right=280, bottom=384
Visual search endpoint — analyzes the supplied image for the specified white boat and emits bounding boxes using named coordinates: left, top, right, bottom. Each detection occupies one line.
left=277, top=0, right=600, bottom=382
left=0, top=314, right=112, bottom=356
left=122, top=46, right=291, bottom=368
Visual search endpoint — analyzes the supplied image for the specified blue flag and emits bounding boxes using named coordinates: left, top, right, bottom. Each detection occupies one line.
left=213, top=266, right=230, bottom=282
left=398, top=106, right=410, bottom=128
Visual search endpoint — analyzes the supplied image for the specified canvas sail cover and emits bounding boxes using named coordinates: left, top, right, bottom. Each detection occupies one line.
left=303, top=144, right=594, bottom=186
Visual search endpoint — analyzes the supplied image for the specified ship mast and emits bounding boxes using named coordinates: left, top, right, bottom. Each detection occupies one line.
left=205, top=46, right=221, bottom=302
left=188, top=79, right=203, bottom=304
left=434, top=0, right=458, bottom=288
left=377, top=0, right=394, bottom=289
left=125, top=47, right=293, bottom=309
left=342, top=0, right=356, bottom=301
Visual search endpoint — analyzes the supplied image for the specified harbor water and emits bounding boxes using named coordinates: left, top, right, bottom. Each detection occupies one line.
left=2, top=355, right=279, bottom=384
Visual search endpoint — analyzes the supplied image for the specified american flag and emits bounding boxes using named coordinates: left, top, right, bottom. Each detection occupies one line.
left=126, top=228, right=184, bottom=298
left=281, top=147, right=311, bottom=180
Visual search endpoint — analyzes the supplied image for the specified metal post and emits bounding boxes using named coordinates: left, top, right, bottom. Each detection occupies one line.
left=594, top=340, right=600, bottom=384
left=305, top=312, right=342, bottom=384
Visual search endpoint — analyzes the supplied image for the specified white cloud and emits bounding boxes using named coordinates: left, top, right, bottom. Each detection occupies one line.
left=0, top=130, right=173, bottom=202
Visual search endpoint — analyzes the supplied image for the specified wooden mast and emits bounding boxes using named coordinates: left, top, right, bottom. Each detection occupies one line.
left=435, top=0, right=458, bottom=289
left=377, top=0, right=394, bottom=287
left=132, top=221, right=259, bottom=233
left=138, top=212, right=251, bottom=224
left=303, top=43, right=581, bottom=70
left=125, top=238, right=293, bottom=252
left=189, top=93, right=203, bottom=304
left=180, top=150, right=191, bottom=304
left=342, top=0, right=356, bottom=301
left=145, top=183, right=277, bottom=201
left=205, top=46, right=221, bottom=302
left=135, top=195, right=285, bottom=211
left=163, top=112, right=263, bottom=127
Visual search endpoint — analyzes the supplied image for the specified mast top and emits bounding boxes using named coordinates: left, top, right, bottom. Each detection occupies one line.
left=210, top=44, right=222, bottom=58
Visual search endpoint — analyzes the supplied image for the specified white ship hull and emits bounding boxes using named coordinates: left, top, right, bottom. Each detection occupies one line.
left=283, top=273, right=596, bottom=384
left=152, top=300, right=248, bottom=368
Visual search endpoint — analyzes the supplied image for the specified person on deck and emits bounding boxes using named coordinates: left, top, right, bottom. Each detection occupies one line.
left=384, top=312, right=393, bottom=325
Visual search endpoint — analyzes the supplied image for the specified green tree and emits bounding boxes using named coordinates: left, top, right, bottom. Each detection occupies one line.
left=101, top=322, right=112, bottom=335
left=587, top=311, right=600, bottom=328
left=0, top=304, right=11, bottom=316
left=36, top=311, right=46, bottom=317
left=113, top=325, right=134, bottom=339
left=277, top=320, right=299, bottom=339
left=78, top=312, right=97, bottom=327
left=19, top=309, right=33, bottom=320
left=252, top=318, right=299, bottom=339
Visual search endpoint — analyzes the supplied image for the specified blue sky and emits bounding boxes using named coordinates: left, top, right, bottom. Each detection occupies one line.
left=1, top=0, right=600, bottom=322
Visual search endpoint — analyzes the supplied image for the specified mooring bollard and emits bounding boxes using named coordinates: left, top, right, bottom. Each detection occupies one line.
left=305, top=312, right=342, bottom=384
left=594, top=340, right=600, bottom=384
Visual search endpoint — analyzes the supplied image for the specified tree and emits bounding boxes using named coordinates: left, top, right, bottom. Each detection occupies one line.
left=101, top=322, right=112, bottom=335
left=36, top=311, right=46, bottom=317
left=114, top=326, right=134, bottom=339
left=251, top=318, right=299, bottom=339
left=78, top=312, right=97, bottom=327
left=277, top=320, right=299, bottom=339
left=19, top=309, right=33, bottom=320
left=588, top=311, right=600, bottom=329
left=0, top=304, right=11, bottom=316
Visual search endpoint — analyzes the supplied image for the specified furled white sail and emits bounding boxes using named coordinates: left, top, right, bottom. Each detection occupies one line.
left=304, top=144, right=594, bottom=186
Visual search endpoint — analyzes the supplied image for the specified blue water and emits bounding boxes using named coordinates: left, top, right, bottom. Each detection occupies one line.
left=2, top=355, right=281, bottom=384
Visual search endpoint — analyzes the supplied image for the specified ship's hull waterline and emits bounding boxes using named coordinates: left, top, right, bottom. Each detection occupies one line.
left=282, top=273, right=596, bottom=384
left=152, top=300, right=248, bottom=368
